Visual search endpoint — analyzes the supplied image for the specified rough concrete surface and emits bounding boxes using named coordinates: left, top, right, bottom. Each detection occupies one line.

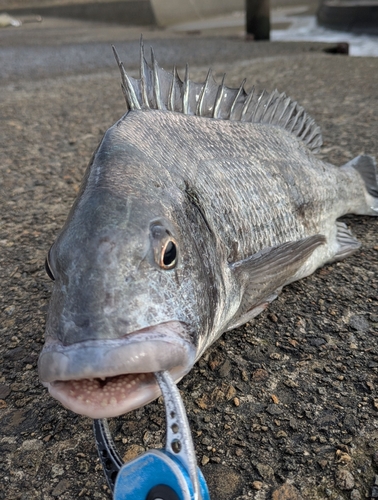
left=0, top=21, right=378, bottom=500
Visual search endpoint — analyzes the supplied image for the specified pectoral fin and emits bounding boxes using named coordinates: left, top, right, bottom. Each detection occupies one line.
left=228, top=235, right=326, bottom=329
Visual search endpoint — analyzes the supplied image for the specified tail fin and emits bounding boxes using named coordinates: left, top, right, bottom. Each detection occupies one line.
left=342, top=155, right=378, bottom=215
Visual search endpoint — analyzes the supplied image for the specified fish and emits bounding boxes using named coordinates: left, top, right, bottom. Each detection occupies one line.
left=38, top=41, right=378, bottom=419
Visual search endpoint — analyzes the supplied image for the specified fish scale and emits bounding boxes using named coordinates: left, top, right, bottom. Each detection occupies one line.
left=38, top=42, right=378, bottom=419
left=119, top=111, right=336, bottom=255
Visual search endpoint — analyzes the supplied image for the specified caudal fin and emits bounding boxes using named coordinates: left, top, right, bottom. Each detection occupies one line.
left=342, top=155, right=378, bottom=215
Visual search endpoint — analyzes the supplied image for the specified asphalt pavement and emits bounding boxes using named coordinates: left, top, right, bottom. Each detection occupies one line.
left=1, top=12, right=378, bottom=500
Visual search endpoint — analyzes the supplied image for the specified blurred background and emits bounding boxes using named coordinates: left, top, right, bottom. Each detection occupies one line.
left=1, top=0, right=377, bottom=56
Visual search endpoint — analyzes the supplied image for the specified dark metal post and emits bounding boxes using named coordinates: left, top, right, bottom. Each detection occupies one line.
left=246, top=0, right=271, bottom=40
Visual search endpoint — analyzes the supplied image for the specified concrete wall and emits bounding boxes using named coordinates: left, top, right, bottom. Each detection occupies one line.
left=4, top=0, right=245, bottom=27
left=150, top=0, right=245, bottom=27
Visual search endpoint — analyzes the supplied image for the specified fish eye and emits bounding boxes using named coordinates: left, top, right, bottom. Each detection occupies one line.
left=151, top=224, right=178, bottom=270
left=45, top=249, right=55, bottom=281
left=161, top=239, right=177, bottom=269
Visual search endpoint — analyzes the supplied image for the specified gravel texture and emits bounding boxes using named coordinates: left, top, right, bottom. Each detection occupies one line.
left=0, top=25, right=377, bottom=500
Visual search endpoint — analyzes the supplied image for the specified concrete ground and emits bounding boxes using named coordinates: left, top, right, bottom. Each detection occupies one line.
left=0, top=9, right=378, bottom=500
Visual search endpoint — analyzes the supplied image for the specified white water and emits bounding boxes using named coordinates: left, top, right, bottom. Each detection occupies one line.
left=170, top=7, right=378, bottom=57
left=271, top=6, right=378, bottom=57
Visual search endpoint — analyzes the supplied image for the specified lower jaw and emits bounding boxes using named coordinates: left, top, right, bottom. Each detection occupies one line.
left=47, top=367, right=184, bottom=419
left=39, top=321, right=196, bottom=418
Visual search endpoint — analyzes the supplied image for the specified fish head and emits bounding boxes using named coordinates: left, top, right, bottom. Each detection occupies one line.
left=38, top=117, right=217, bottom=418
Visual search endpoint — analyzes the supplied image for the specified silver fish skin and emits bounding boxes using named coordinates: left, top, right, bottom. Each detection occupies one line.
left=38, top=45, right=378, bottom=419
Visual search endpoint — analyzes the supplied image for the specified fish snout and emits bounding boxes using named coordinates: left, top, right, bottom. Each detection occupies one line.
left=38, top=321, right=196, bottom=418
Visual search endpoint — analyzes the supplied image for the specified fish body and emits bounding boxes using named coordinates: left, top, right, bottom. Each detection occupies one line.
left=38, top=44, right=378, bottom=418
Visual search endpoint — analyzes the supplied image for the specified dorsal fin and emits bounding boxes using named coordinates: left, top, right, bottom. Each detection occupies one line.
left=112, top=40, right=323, bottom=153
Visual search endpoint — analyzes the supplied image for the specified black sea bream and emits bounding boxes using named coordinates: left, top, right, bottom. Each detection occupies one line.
left=38, top=43, right=378, bottom=418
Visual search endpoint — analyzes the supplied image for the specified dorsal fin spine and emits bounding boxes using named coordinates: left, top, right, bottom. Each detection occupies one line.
left=213, top=74, right=226, bottom=119
left=230, top=79, right=246, bottom=120
left=301, top=118, right=313, bottom=140
left=183, top=64, right=190, bottom=114
left=297, top=113, right=307, bottom=137
left=277, top=96, right=290, bottom=124
left=150, top=48, right=163, bottom=110
left=168, top=66, right=176, bottom=112
left=290, top=107, right=304, bottom=134
left=283, top=103, right=296, bottom=129
left=303, top=120, right=316, bottom=142
left=251, top=89, right=266, bottom=122
left=268, top=92, right=283, bottom=124
left=112, top=44, right=121, bottom=70
left=113, top=43, right=323, bottom=152
left=260, top=90, right=275, bottom=121
left=112, top=45, right=141, bottom=110
left=121, top=64, right=141, bottom=110
left=196, top=68, right=212, bottom=116
left=306, top=125, right=321, bottom=146
left=139, top=39, right=150, bottom=108
left=241, top=87, right=255, bottom=121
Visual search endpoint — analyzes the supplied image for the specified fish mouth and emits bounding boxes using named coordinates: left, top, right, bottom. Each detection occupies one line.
left=38, top=321, right=195, bottom=418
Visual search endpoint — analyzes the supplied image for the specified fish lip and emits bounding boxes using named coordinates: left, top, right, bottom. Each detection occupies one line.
left=38, top=321, right=195, bottom=383
left=38, top=321, right=196, bottom=418
left=43, top=365, right=188, bottom=419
